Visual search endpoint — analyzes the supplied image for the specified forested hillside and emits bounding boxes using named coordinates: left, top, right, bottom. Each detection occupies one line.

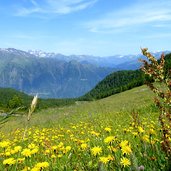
left=0, top=88, right=75, bottom=111
left=81, top=52, right=171, bottom=100
left=81, top=70, right=145, bottom=100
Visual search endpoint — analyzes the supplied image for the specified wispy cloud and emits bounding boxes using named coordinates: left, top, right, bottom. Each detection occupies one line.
left=15, top=0, right=98, bottom=16
left=85, top=0, right=171, bottom=33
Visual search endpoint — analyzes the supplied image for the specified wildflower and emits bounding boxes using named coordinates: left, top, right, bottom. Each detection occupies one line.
left=0, top=141, right=10, bottom=148
left=31, top=168, right=39, bottom=171
left=65, top=146, right=71, bottom=153
left=21, top=148, right=32, bottom=157
left=28, top=143, right=36, bottom=149
left=17, top=158, right=25, bottom=163
left=51, top=154, right=56, bottom=158
left=107, top=155, right=114, bottom=161
left=99, top=156, right=109, bottom=164
left=81, top=143, right=88, bottom=150
left=91, top=146, right=102, bottom=156
left=121, top=145, right=132, bottom=155
left=45, top=149, right=50, bottom=154
left=91, top=131, right=100, bottom=136
left=58, top=142, right=64, bottom=148
left=31, top=148, right=39, bottom=154
left=138, top=126, right=144, bottom=133
left=108, top=146, right=118, bottom=152
left=149, top=128, right=156, bottom=135
left=104, top=136, right=115, bottom=144
left=5, top=151, right=11, bottom=156
left=52, top=145, right=58, bottom=151
left=34, top=161, right=49, bottom=168
left=142, top=135, right=150, bottom=143
left=120, top=140, right=129, bottom=147
left=14, top=146, right=22, bottom=152
left=132, top=132, right=138, bottom=136
left=57, top=154, right=63, bottom=158
left=104, top=127, right=112, bottom=132
left=3, top=157, right=16, bottom=165
left=120, top=157, right=131, bottom=167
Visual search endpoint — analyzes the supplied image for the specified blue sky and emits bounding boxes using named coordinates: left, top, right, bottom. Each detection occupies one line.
left=0, top=0, right=171, bottom=56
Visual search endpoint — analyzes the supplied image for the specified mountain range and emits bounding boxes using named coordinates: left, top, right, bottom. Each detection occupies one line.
left=0, top=48, right=170, bottom=98
left=0, top=48, right=113, bottom=98
left=28, top=49, right=171, bottom=69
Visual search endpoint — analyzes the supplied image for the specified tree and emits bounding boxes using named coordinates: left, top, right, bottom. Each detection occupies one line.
left=8, top=95, right=23, bottom=109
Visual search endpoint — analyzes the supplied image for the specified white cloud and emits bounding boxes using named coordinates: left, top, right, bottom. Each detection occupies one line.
left=85, top=0, right=171, bottom=33
left=16, top=0, right=98, bottom=16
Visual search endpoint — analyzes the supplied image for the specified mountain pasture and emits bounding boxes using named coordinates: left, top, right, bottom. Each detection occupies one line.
left=1, top=85, right=168, bottom=170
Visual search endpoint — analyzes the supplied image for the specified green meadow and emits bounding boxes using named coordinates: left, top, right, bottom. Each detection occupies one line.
left=1, top=85, right=169, bottom=170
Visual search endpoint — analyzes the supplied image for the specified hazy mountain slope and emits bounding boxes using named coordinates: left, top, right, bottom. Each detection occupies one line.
left=0, top=49, right=113, bottom=98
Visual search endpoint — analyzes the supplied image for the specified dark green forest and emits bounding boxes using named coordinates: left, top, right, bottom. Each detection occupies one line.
left=81, top=70, right=145, bottom=100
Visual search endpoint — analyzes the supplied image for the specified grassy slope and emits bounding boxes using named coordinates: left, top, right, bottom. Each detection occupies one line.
left=2, top=85, right=156, bottom=132
left=1, top=85, right=164, bottom=170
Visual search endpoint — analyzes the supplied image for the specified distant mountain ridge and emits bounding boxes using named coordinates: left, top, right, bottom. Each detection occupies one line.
left=0, top=48, right=114, bottom=98
left=0, top=48, right=170, bottom=98
left=28, top=49, right=171, bottom=69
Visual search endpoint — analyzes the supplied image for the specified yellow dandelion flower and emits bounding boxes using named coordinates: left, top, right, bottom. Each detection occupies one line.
left=10, top=149, right=16, bottom=155
left=149, top=129, right=156, bottom=135
left=108, top=146, right=118, bottom=152
left=5, top=151, right=11, bottom=156
left=57, top=154, right=63, bottom=158
left=120, top=157, right=131, bottom=167
left=21, top=148, right=32, bottom=157
left=138, top=126, right=144, bottom=133
left=17, top=158, right=25, bottom=163
left=31, top=168, right=39, bottom=171
left=14, top=146, right=22, bottom=152
left=34, top=161, right=49, bottom=169
left=107, top=155, right=114, bottom=161
left=121, top=145, right=132, bottom=155
left=28, top=143, right=36, bottom=149
left=58, top=142, right=64, bottom=148
left=52, top=145, right=58, bottom=151
left=91, top=131, right=100, bottom=136
left=99, top=156, right=109, bottom=164
left=3, top=157, right=16, bottom=165
left=0, top=141, right=10, bottom=148
left=31, top=148, right=39, bottom=154
left=81, top=143, right=88, bottom=150
left=91, top=146, right=102, bottom=156
left=142, top=135, right=150, bottom=143
left=65, top=146, right=71, bottom=153
left=45, top=149, right=50, bottom=154
left=104, top=136, right=115, bottom=144
left=132, top=132, right=138, bottom=136
left=104, top=127, right=112, bottom=132
left=51, top=154, right=56, bottom=158
left=120, top=140, right=129, bottom=148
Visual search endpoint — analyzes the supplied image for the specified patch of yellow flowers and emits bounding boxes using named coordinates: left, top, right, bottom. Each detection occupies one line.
left=0, top=118, right=167, bottom=170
